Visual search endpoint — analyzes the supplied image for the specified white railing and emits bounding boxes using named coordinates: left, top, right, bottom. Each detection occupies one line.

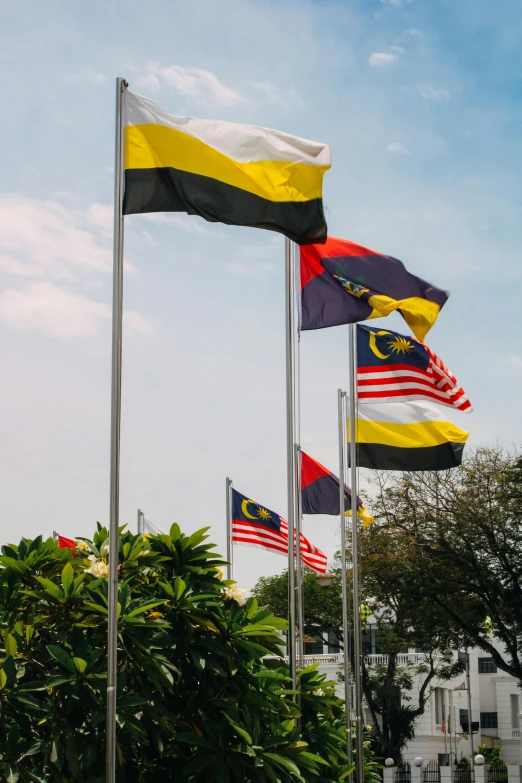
left=279, top=652, right=426, bottom=667
left=512, top=728, right=520, bottom=739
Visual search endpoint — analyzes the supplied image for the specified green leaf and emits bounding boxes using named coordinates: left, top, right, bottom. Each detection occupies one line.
left=223, top=713, right=252, bottom=744
left=73, top=657, right=88, bottom=673
left=35, top=577, right=64, bottom=600
left=174, top=576, right=186, bottom=600
left=263, top=752, right=301, bottom=776
left=61, top=562, right=74, bottom=595
left=3, top=763, right=19, bottom=783
left=5, top=633, right=17, bottom=657
left=47, top=645, right=76, bottom=673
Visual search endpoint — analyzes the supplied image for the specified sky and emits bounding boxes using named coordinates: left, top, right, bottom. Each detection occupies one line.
left=1, top=0, right=521, bottom=591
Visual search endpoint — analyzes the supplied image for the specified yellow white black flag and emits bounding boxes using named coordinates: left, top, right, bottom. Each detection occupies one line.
left=122, top=90, right=331, bottom=245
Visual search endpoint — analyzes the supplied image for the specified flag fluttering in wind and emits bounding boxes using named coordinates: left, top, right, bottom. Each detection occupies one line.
left=57, top=535, right=77, bottom=550
left=301, top=451, right=374, bottom=528
left=359, top=602, right=372, bottom=629
left=122, top=90, right=331, bottom=245
left=357, top=325, right=472, bottom=413
left=299, top=236, right=448, bottom=340
left=348, top=401, right=469, bottom=471
left=485, top=616, right=493, bottom=634
left=231, top=489, right=327, bottom=573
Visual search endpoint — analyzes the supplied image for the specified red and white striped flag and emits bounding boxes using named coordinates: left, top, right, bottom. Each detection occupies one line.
left=232, top=488, right=327, bottom=574
left=356, top=325, right=472, bottom=413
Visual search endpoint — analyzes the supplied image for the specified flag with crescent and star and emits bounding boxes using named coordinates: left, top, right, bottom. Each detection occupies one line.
left=301, top=451, right=374, bottom=528
left=231, top=488, right=327, bottom=573
left=299, top=236, right=448, bottom=341
left=357, top=324, right=472, bottom=413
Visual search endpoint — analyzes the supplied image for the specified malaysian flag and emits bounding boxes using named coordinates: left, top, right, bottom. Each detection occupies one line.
left=231, top=488, right=327, bottom=574
left=356, top=324, right=472, bottom=413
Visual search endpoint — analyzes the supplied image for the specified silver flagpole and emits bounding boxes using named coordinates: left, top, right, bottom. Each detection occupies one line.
left=137, top=509, right=142, bottom=535
left=338, top=389, right=353, bottom=767
left=348, top=323, right=365, bottom=783
left=226, top=477, right=233, bottom=580
left=295, top=445, right=304, bottom=670
left=285, top=236, right=297, bottom=692
left=106, top=76, right=127, bottom=783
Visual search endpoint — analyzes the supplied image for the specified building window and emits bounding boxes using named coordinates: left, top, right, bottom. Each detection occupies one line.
left=460, top=709, right=469, bottom=732
left=480, top=712, right=498, bottom=729
left=304, top=633, right=324, bottom=655
left=362, top=626, right=382, bottom=655
left=327, top=630, right=341, bottom=654
left=478, top=658, right=497, bottom=674
left=434, top=688, right=445, bottom=725
left=511, top=695, right=519, bottom=729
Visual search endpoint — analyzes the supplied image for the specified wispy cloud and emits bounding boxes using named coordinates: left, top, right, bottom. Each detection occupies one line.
left=508, top=357, right=522, bottom=369
left=403, top=28, right=424, bottom=39
left=65, top=67, right=106, bottom=84
left=137, top=63, right=241, bottom=106
left=0, top=282, right=153, bottom=341
left=380, top=0, right=413, bottom=6
left=403, top=84, right=451, bottom=102
left=253, top=81, right=301, bottom=107
left=0, top=195, right=112, bottom=281
left=387, top=142, right=409, bottom=155
left=369, top=52, right=399, bottom=67
left=136, top=212, right=224, bottom=238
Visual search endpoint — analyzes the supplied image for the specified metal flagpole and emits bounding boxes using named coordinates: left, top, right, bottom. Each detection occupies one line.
left=338, top=389, right=353, bottom=767
left=137, top=509, right=142, bottom=534
left=465, top=650, right=475, bottom=778
left=348, top=323, right=365, bottom=783
left=106, top=76, right=127, bottom=783
left=295, top=446, right=304, bottom=670
left=285, top=236, right=297, bottom=692
left=226, top=477, right=233, bottom=580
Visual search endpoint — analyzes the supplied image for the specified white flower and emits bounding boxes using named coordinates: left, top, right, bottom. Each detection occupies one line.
left=216, top=567, right=225, bottom=581
left=75, top=540, right=88, bottom=552
left=101, top=543, right=109, bottom=556
left=224, top=586, right=246, bottom=606
left=87, top=554, right=97, bottom=562
left=84, top=558, right=109, bottom=578
left=313, top=688, right=325, bottom=697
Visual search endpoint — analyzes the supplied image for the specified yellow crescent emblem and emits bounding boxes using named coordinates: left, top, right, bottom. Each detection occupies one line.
left=369, top=330, right=392, bottom=360
left=241, top=499, right=257, bottom=520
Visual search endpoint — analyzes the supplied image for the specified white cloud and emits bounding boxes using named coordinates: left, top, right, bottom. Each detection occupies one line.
left=0, top=195, right=112, bottom=281
left=138, top=63, right=241, bottom=106
left=226, top=259, right=276, bottom=277
left=253, top=81, right=301, bottom=107
left=508, top=357, right=522, bottom=369
left=390, top=45, right=404, bottom=53
left=65, top=67, right=106, bottom=84
left=387, top=142, right=409, bottom=155
left=403, top=84, right=451, bottom=102
left=0, top=254, right=43, bottom=278
left=87, top=203, right=113, bottom=235
left=369, top=52, right=399, bottom=67
left=417, top=85, right=451, bottom=102
left=0, top=282, right=154, bottom=341
left=403, top=28, right=424, bottom=38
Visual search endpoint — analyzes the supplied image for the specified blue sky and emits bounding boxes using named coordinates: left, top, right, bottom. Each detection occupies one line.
left=1, top=0, right=521, bottom=590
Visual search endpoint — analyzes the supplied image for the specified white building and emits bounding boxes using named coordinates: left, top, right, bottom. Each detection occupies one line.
left=300, top=628, right=522, bottom=765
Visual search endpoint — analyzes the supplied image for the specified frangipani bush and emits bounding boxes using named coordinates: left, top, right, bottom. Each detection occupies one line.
left=0, top=524, right=376, bottom=782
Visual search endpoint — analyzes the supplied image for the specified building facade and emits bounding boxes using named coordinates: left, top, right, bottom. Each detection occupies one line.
left=301, top=629, right=522, bottom=765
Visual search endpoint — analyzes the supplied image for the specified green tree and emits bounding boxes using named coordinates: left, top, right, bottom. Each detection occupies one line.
left=253, top=564, right=463, bottom=764
left=368, top=447, right=522, bottom=682
left=0, top=524, right=369, bottom=782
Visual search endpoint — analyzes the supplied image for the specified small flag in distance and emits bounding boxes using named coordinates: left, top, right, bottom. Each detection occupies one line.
left=231, top=488, right=327, bottom=573
left=300, top=451, right=374, bottom=528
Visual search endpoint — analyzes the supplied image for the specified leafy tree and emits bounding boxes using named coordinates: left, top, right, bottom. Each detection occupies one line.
left=253, top=563, right=463, bottom=764
left=0, top=524, right=376, bottom=782
left=367, top=447, right=522, bottom=682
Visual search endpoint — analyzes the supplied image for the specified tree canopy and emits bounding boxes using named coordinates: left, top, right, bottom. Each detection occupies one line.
left=367, top=447, right=522, bottom=682
left=0, top=524, right=375, bottom=782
